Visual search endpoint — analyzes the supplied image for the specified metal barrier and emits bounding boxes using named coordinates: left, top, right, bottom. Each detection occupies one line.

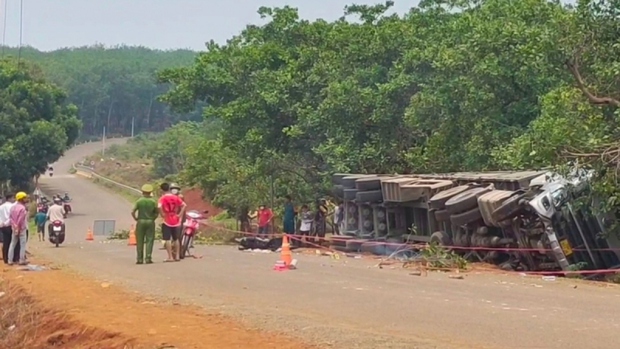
left=73, top=163, right=141, bottom=194
left=93, top=219, right=116, bottom=236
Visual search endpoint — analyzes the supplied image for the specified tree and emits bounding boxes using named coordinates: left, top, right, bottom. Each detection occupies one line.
left=1, top=45, right=197, bottom=138
left=153, top=1, right=620, bottom=220
left=0, top=58, right=81, bottom=189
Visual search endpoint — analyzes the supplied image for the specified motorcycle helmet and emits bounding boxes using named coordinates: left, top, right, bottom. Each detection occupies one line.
left=170, top=183, right=181, bottom=195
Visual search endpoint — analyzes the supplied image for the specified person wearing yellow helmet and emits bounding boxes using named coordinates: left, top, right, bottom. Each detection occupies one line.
left=8, top=192, right=29, bottom=265
left=131, top=184, right=159, bottom=264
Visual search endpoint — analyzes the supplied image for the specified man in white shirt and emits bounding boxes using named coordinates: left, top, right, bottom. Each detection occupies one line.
left=0, top=193, right=16, bottom=264
left=47, top=198, right=65, bottom=223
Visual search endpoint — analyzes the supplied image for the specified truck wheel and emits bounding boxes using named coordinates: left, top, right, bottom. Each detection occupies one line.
left=491, top=192, right=526, bottom=222
left=355, top=190, right=383, bottom=203
left=445, top=187, right=492, bottom=214
left=430, top=231, right=452, bottom=246
left=343, top=189, right=358, bottom=201
left=429, top=185, right=471, bottom=210
left=450, top=208, right=483, bottom=226
left=434, top=209, right=451, bottom=222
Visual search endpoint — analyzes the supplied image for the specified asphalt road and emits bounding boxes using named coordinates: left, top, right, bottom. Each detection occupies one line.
left=30, top=140, right=620, bottom=349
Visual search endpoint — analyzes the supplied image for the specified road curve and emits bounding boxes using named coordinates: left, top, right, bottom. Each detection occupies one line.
left=29, top=141, right=620, bottom=349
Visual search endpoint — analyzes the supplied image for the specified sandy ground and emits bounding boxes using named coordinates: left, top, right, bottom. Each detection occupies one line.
left=1, top=261, right=315, bottom=349
left=11, top=139, right=619, bottom=349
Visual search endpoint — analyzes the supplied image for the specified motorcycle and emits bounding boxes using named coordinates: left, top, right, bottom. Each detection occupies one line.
left=180, top=210, right=207, bottom=259
left=37, top=202, right=49, bottom=214
left=63, top=200, right=72, bottom=218
left=48, top=220, right=66, bottom=247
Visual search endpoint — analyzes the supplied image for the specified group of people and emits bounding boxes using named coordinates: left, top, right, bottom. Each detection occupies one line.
left=131, top=182, right=187, bottom=264
left=250, top=197, right=345, bottom=247
left=0, top=191, right=71, bottom=266
left=0, top=192, right=30, bottom=265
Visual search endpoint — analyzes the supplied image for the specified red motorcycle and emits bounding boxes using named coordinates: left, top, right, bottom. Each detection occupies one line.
left=49, top=220, right=66, bottom=247
left=180, top=210, right=207, bottom=259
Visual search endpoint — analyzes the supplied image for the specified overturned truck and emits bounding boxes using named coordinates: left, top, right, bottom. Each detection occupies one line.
left=331, top=171, right=620, bottom=273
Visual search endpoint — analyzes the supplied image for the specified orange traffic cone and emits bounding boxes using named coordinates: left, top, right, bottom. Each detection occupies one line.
left=86, top=227, right=94, bottom=241
left=128, top=224, right=136, bottom=246
left=280, top=234, right=292, bottom=267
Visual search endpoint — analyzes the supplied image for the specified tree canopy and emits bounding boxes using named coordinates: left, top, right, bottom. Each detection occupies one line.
left=55, top=0, right=620, bottom=217
left=0, top=58, right=81, bottom=190
left=1, top=45, right=197, bottom=138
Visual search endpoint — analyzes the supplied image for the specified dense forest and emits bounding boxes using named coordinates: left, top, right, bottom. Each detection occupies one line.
left=1, top=45, right=197, bottom=137
left=143, top=0, right=620, bottom=215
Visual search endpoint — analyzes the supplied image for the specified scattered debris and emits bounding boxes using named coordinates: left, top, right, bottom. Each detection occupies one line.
left=542, top=276, right=556, bottom=282
left=409, top=271, right=422, bottom=276
left=100, top=282, right=111, bottom=288
left=17, top=264, right=46, bottom=272
left=449, top=274, right=464, bottom=280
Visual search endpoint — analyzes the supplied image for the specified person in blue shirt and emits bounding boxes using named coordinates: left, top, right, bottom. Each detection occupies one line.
left=34, top=209, right=47, bottom=241
left=282, top=195, right=296, bottom=236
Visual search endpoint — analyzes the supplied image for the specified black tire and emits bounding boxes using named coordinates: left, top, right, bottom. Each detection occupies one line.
left=332, top=173, right=349, bottom=185
left=491, top=192, right=526, bottom=222
left=355, top=178, right=382, bottom=191
left=355, top=190, right=383, bottom=203
left=430, top=231, right=452, bottom=246
left=341, top=177, right=359, bottom=189
left=429, top=185, right=471, bottom=210
left=181, top=235, right=192, bottom=259
left=55, top=240, right=59, bottom=248
left=450, top=208, right=483, bottom=226
left=332, top=185, right=345, bottom=199
left=445, top=187, right=492, bottom=214
left=343, top=189, right=359, bottom=201
left=434, top=209, right=451, bottom=222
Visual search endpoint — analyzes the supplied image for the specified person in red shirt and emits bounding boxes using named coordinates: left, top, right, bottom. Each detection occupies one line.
left=158, top=182, right=187, bottom=262
left=257, top=204, right=273, bottom=238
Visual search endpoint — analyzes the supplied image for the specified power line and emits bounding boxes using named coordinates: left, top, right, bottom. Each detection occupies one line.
left=17, top=0, right=23, bottom=64
left=1, top=0, right=7, bottom=57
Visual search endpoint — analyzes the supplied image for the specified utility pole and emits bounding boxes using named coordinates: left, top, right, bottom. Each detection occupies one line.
left=131, top=117, right=135, bottom=137
left=102, top=126, right=106, bottom=157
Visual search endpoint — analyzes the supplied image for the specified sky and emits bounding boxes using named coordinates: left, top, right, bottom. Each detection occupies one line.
left=0, top=0, right=419, bottom=51
left=0, top=0, right=577, bottom=52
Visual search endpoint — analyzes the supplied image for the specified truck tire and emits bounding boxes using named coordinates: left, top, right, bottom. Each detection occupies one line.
left=491, top=192, right=526, bottom=222
left=343, top=189, right=358, bottom=201
left=355, top=178, right=382, bottom=191
left=332, top=185, right=344, bottom=199
left=430, top=231, right=452, bottom=246
left=450, top=208, right=483, bottom=226
left=429, top=185, right=470, bottom=210
left=445, top=187, right=492, bottom=214
left=341, top=177, right=359, bottom=189
left=332, top=173, right=349, bottom=185
left=434, top=209, right=451, bottom=222
left=356, top=190, right=383, bottom=203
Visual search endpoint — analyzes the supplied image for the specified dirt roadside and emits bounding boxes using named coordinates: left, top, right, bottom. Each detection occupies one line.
left=1, top=259, right=315, bottom=349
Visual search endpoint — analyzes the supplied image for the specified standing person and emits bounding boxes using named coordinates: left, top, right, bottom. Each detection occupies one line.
left=158, top=182, right=186, bottom=262
left=256, top=204, right=273, bottom=238
left=298, top=205, right=313, bottom=248
left=282, top=195, right=296, bottom=236
left=131, top=184, right=159, bottom=264
left=0, top=193, right=16, bottom=264
left=34, top=209, right=47, bottom=241
left=8, top=192, right=29, bottom=265
left=313, top=199, right=328, bottom=244
left=237, top=205, right=251, bottom=233
left=175, top=190, right=188, bottom=258
left=334, top=201, right=345, bottom=235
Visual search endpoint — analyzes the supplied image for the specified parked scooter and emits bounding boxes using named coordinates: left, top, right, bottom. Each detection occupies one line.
left=48, top=220, right=66, bottom=247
